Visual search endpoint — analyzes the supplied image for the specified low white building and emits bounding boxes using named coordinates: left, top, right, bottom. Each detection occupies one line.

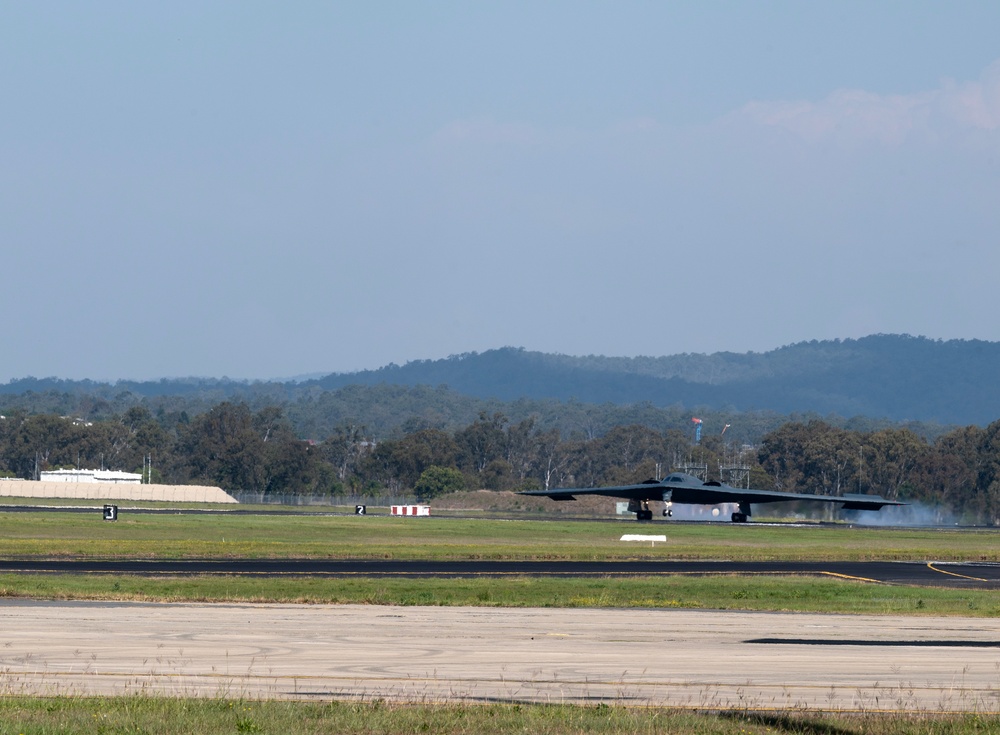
left=39, top=469, right=142, bottom=485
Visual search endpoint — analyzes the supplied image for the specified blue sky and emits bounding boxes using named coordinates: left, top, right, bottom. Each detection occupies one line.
left=3, top=2, right=999, bottom=380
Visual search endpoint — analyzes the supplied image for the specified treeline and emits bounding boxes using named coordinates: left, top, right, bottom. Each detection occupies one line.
left=2, top=404, right=1000, bottom=524
left=0, top=381, right=947, bottom=451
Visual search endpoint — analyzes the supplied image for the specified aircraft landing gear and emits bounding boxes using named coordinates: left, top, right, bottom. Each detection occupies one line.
left=731, top=503, right=752, bottom=523
left=632, top=500, right=654, bottom=521
left=628, top=499, right=663, bottom=521
left=662, top=508, right=672, bottom=517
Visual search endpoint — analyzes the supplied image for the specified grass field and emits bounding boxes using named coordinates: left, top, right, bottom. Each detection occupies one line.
left=0, top=698, right=999, bottom=735
left=1, top=571, right=997, bottom=615
left=0, top=510, right=997, bottom=614
left=0, top=511, right=997, bottom=562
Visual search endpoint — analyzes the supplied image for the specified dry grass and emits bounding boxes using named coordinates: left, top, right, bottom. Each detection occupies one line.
left=1, top=698, right=1000, bottom=734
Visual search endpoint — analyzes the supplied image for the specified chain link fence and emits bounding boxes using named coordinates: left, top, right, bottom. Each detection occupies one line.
left=228, top=491, right=417, bottom=507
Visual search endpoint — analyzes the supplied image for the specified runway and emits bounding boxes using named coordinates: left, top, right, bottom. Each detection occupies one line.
left=0, top=558, right=998, bottom=588
left=1, top=601, right=999, bottom=712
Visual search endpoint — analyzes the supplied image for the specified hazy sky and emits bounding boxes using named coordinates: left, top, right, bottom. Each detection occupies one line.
left=3, top=2, right=999, bottom=381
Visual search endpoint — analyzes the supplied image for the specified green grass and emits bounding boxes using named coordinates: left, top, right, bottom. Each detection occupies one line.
left=0, top=511, right=997, bottom=614
left=1, top=698, right=999, bottom=734
left=0, top=512, right=996, bottom=562
left=0, top=572, right=997, bottom=616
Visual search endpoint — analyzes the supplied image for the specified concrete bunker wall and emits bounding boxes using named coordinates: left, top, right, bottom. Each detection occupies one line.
left=0, top=481, right=237, bottom=503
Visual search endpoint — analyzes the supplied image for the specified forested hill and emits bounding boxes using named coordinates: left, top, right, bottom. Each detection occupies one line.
left=2, top=335, right=999, bottom=426
left=304, top=335, right=1000, bottom=425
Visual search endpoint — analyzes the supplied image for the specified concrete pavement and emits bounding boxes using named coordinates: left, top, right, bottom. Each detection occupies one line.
left=1, top=601, right=999, bottom=711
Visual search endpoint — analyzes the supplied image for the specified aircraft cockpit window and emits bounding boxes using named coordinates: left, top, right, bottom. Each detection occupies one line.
left=666, top=475, right=683, bottom=483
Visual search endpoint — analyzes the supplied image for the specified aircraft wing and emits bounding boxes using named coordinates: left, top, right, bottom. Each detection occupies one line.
left=520, top=482, right=672, bottom=502
left=520, top=479, right=903, bottom=511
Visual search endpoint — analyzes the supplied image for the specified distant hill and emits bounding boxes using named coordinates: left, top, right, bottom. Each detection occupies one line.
left=303, top=335, right=1000, bottom=425
left=2, top=335, right=999, bottom=426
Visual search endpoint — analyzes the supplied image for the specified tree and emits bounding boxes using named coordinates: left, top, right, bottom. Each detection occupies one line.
left=388, top=429, right=460, bottom=489
left=5, top=414, right=85, bottom=478
left=862, top=428, right=928, bottom=500
left=803, top=425, right=860, bottom=497
left=260, top=438, right=323, bottom=495
left=455, top=412, right=508, bottom=475
left=100, top=406, right=171, bottom=478
left=759, top=422, right=810, bottom=493
left=975, top=420, right=1000, bottom=525
left=504, top=417, right=538, bottom=483
left=320, top=424, right=371, bottom=483
left=414, top=466, right=466, bottom=501
left=174, top=402, right=265, bottom=492
left=586, top=425, right=671, bottom=485
left=535, top=428, right=570, bottom=491
left=360, top=429, right=460, bottom=493
left=553, top=425, right=682, bottom=488
left=908, top=426, right=982, bottom=519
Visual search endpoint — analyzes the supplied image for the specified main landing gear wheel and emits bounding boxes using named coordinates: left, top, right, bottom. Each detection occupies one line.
left=637, top=509, right=653, bottom=521
left=731, top=512, right=749, bottom=523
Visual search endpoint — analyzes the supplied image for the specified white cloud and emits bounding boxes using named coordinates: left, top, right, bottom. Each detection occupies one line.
left=431, top=61, right=1000, bottom=153
left=940, top=61, right=1000, bottom=130
left=731, top=59, right=1000, bottom=144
